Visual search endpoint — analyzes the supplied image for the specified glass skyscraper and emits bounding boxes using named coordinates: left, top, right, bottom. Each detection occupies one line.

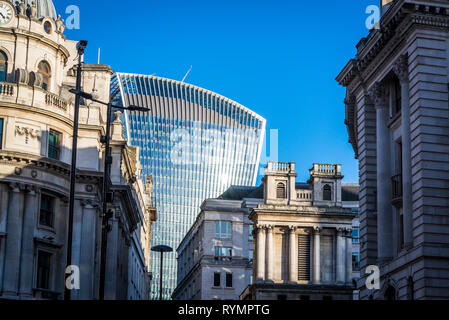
left=111, top=73, right=266, bottom=299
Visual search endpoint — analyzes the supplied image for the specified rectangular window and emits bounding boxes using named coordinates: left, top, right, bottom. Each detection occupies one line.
left=352, top=227, right=360, bottom=243
left=40, top=194, right=54, bottom=227
left=226, top=273, right=233, bottom=288
left=298, top=234, right=311, bottom=281
left=0, top=118, right=3, bottom=149
left=352, top=253, right=360, bottom=271
left=48, top=129, right=61, bottom=160
left=36, top=251, right=52, bottom=290
left=215, top=221, right=232, bottom=239
left=213, top=272, right=220, bottom=287
left=214, top=247, right=232, bottom=259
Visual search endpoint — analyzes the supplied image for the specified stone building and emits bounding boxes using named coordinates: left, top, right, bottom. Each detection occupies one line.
left=173, top=162, right=360, bottom=300
left=336, top=0, right=449, bottom=300
left=242, top=163, right=356, bottom=300
left=172, top=196, right=259, bottom=300
left=0, top=0, right=156, bottom=300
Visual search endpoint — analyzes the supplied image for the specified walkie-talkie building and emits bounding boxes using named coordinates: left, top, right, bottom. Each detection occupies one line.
left=111, top=73, right=266, bottom=299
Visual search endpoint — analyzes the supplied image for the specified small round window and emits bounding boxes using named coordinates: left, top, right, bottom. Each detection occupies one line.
left=44, top=21, right=52, bottom=34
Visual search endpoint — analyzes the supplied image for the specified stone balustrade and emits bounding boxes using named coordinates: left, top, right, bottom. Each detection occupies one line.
left=311, top=163, right=342, bottom=176
left=45, top=91, right=69, bottom=111
left=0, top=82, right=15, bottom=96
left=266, top=161, right=295, bottom=173
left=296, top=190, right=312, bottom=201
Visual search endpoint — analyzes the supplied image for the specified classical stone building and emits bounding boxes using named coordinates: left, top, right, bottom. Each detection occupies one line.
left=242, top=163, right=356, bottom=300
left=172, top=191, right=262, bottom=300
left=0, top=0, right=156, bottom=300
left=336, top=0, right=449, bottom=300
left=173, top=163, right=360, bottom=300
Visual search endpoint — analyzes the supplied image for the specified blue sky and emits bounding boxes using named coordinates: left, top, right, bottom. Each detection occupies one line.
left=55, top=0, right=378, bottom=183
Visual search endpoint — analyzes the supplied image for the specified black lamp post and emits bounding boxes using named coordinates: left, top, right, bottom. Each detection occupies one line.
left=151, top=245, right=173, bottom=301
left=69, top=88, right=147, bottom=300
left=64, top=40, right=87, bottom=301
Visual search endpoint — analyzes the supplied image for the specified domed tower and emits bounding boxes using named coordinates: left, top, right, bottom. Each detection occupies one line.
left=8, top=0, right=57, bottom=20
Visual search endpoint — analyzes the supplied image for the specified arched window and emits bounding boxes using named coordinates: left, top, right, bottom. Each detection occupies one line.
left=323, top=184, right=332, bottom=201
left=0, top=51, right=7, bottom=82
left=38, top=61, right=51, bottom=90
left=276, top=183, right=286, bottom=199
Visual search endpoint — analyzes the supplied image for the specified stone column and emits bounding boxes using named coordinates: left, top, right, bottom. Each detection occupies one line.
left=313, top=227, right=321, bottom=284
left=19, top=186, right=38, bottom=298
left=336, top=228, right=345, bottom=284
left=394, top=55, right=413, bottom=248
left=289, top=226, right=297, bottom=283
left=256, top=226, right=266, bottom=282
left=79, top=200, right=98, bottom=300
left=2, top=183, right=23, bottom=297
left=345, top=229, right=353, bottom=285
left=265, top=226, right=274, bottom=282
left=371, top=82, right=393, bottom=260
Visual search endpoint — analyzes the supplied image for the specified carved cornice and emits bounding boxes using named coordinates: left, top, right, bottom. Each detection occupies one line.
left=337, top=1, right=449, bottom=90
left=393, top=54, right=409, bottom=84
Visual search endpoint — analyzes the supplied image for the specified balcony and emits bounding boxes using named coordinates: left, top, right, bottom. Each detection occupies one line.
left=0, top=81, right=72, bottom=119
left=391, top=174, right=403, bottom=207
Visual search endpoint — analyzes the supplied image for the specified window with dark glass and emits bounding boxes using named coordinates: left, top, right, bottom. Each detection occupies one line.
left=213, top=272, right=220, bottom=287
left=38, top=61, right=51, bottom=90
left=276, top=183, right=286, bottom=199
left=48, top=129, right=61, bottom=160
left=0, top=118, right=4, bottom=149
left=0, top=50, right=7, bottom=82
left=36, top=251, right=52, bottom=290
left=352, top=227, right=360, bottom=243
left=352, top=253, right=360, bottom=271
left=323, top=185, right=332, bottom=201
left=225, top=273, right=232, bottom=288
left=40, top=194, right=54, bottom=227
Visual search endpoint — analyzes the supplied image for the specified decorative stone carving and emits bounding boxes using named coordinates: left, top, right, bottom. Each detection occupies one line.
left=14, top=167, right=22, bottom=176
left=368, top=82, right=388, bottom=109
left=15, top=126, right=41, bottom=144
left=30, top=1, right=37, bottom=19
left=31, top=170, right=38, bottom=179
left=56, top=15, right=65, bottom=33
left=15, top=68, right=29, bottom=84
left=393, top=54, right=409, bottom=84
left=19, top=0, right=26, bottom=16
left=28, top=71, right=43, bottom=87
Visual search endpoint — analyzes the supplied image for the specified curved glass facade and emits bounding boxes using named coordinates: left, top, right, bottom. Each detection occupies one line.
left=111, top=73, right=266, bottom=299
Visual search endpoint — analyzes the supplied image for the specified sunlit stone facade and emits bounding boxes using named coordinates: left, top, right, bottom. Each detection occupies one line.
left=0, top=0, right=155, bottom=300
left=337, top=0, right=449, bottom=300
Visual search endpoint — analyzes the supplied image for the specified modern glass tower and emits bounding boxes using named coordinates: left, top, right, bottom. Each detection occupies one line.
left=111, top=73, right=266, bottom=299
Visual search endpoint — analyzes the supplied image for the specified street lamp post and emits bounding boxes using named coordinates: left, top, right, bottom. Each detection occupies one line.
left=151, top=245, right=173, bottom=301
left=69, top=88, right=147, bottom=300
left=64, top=40, right=88, bottom=301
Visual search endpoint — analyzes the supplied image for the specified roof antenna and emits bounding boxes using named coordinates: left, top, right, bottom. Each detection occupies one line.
left=181, top=65, right=192, bottom=83
left=97, top=47, right=101, bottom=64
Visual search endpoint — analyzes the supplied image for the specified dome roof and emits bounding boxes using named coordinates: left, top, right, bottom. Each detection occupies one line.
left=9, top=0, right=57, bottom=20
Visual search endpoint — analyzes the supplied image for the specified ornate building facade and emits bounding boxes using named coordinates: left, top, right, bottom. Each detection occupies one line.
left=242, top=163, right=357, bottom=300
left=337, top=0, right=449, bottom=300
left=0, top=0, right=155, bottom=300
